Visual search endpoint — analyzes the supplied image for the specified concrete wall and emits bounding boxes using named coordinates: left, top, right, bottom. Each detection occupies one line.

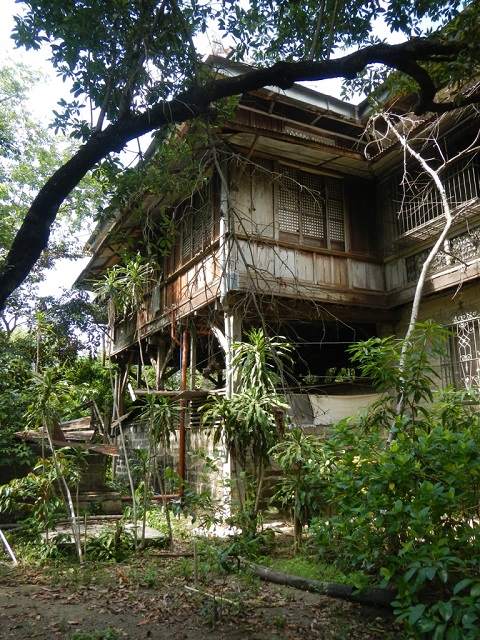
left=114, top=419, right=227, bottom=502
left=113, top=390, right=380, bottom=513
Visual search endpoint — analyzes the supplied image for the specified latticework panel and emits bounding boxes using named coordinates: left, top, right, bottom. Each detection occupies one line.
left=278, top=167, right=344, bottom=245
left=446, top=311, right=480, bottom=389
left=326, top=177, right=345, bottom=242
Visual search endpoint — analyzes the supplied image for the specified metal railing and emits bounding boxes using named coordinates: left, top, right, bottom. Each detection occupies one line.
left=398, top=157, right=480, bottom=236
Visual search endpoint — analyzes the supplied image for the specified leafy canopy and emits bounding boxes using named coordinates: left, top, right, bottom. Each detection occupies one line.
left=11, top=0, right=477, bottom=139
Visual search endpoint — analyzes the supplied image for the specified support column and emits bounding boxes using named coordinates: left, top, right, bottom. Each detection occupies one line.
left=224, top=308, right=242, bottom=399
left=221, top=307, right=242, bottom=518
left=155, top=339, right=166, bottom=390
left=189, top=325, right=197, bottom=391
left=178, top=327, right=189, bottom=492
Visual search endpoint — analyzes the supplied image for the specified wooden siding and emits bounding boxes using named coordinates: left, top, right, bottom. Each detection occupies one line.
left=232, top=239, right=385, bottom=307
left=230, top=159, right=276, bottom=239
left=110, top=161, right=384, bottom=354
left=385, top=258, right=480, bottom=308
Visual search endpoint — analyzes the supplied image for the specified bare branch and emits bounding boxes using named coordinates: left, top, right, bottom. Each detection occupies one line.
left=372, top=112, right=454, bottom=444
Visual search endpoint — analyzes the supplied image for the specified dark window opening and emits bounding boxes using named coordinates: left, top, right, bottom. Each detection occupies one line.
left=179, top=187, right=213, bottom=265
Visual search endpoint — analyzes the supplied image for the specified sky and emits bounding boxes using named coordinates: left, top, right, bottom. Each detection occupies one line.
left=0, top=0, right=68, bottom=121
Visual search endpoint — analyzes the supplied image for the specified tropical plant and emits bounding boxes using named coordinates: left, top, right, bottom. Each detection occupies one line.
left=311, top=323, right=480, bottom=638
left=230, top=328, right=292, bottom=394
left=0, top=455, right=66, bottom=540
left=96, top=253, right=154, bottom=319
left=135, top=393, right=179, bottom=544
left=269, top=428, right=328, bottom=548
left=25, top=368, right=84, bottom=563
left=202, top=328, right=291, bottom=535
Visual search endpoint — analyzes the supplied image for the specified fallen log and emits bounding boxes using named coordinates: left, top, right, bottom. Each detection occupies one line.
left=238, top=558, right=396, bottom=609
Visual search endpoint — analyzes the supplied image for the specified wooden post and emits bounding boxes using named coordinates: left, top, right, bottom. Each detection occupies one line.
left=224, top=308, right=242, bottom=399
left=156, top=340, right=166, bottom=391
left=222, top=307, right=242, bottom=513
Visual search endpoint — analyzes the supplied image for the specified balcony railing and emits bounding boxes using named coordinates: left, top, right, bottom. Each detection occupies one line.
left=397, top=156, right=480, bottom=238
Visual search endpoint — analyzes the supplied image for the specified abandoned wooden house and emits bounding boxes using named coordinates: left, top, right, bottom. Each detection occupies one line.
left=77, top=55, right=480, bottom=497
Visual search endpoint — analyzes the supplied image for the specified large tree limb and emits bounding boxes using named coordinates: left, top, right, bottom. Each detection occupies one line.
left=0, top=37, right=473, bottom=310
left=239, top=558, right=396, bottom=608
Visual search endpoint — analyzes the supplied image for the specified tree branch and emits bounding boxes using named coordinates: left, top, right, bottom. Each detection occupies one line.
left=0, top=37, right=470, bottom=310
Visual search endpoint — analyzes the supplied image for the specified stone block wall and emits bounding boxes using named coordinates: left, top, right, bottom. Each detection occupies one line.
left=113, top=418, right=227, bottom=502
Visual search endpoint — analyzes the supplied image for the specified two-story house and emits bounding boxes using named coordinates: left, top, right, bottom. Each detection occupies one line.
left=77, top=56, right=480, bottom=494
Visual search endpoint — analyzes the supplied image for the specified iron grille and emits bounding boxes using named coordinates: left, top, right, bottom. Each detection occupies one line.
left=443, top=311, right=480, bottom=389
left=398, top=156, right=480, bottom=235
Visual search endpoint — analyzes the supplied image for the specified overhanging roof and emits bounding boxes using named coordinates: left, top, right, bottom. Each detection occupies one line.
left=77, top=56, right=374, bottom=287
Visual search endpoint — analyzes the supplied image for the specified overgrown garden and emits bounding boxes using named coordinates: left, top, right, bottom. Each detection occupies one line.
left=2, top=1, right=480, bottom=638
left=1, top=320, right=480, bottom=638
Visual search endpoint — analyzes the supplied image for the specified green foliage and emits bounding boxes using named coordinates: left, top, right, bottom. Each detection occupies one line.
left=231, top=328, right=293, bottom=394
left=310, top=323, right=480, bottom=637
left=13, top=1, right=214, bottom=127
left=66, top=627, right=119, bottom=640
left=222, top=0, right=465, bottom=64
left=31, top=291, right=106, bottom=363
left=0, top=63, right=39, bottom=158
left=203, top=329, right=291, bottom=472
left=270, top=428, right=328, bottom=547
left=138, top=393, right=179, bottom=448
left=11, top=0, right=479, bottom=133
left=85, top=523, right=135, bottom=562
left=348, top=320, right=448, bottom=399
left=63, top=358, right=113, bottom=412
left=0, top=329, right=36, bottom=431
left=26, top=368, right=74, bottom=428
left=95, top=252, right=154, bottom=317
left=0, top=423, right=34, bottom=470
left=0, top=290, right=109, bottom=454
left=0, top=62, right=106, bottom=272
left=266, top=555, right=356, bottom=585
left=204, top=390, right=282, bottom=473
left=0, top=454, right=76, bottom=534
left=133, top=393, right=180, bottom=544
left=202, top=329, right=291, bottom=535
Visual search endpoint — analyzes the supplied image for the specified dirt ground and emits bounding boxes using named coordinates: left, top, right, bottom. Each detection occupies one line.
left=0, top=551, right=405, bottom=640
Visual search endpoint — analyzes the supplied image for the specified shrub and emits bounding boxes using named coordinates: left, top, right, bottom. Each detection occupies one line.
left=310, top=324, right=480, bottom=638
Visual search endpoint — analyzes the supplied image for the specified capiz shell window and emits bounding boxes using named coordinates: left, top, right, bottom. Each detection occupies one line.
left=278, top=166, right=345, bottom=250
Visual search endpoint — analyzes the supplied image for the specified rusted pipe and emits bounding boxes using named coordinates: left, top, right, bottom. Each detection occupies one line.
left=178, top=327, right=189, bottom=495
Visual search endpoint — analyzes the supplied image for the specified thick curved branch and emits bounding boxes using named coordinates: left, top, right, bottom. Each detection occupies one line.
left=0, top=37, right=468, bottom=310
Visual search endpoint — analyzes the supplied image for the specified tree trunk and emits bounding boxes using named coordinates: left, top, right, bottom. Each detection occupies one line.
left=379, top=114, right=454, bottom=445
left=238, top=558, right=396, bottom=609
